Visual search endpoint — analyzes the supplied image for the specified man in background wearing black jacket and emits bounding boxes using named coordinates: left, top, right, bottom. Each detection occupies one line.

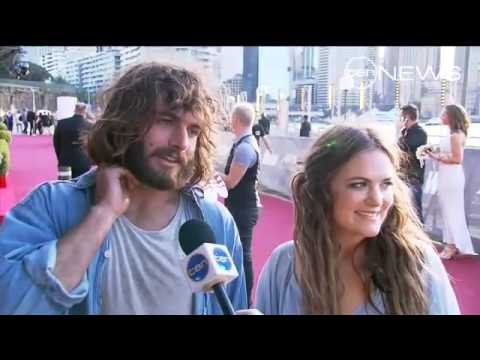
left=53, top=103, right=93, bottom=179
left=398, top=104, right=428, bottom=223
left=299, top=115, right=311, bottom=137
left=258, top=112, right=271, bottom=135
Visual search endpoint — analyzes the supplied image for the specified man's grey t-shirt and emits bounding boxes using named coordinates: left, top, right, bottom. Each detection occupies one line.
left=231, top=133, right=261, bottom=207
left=232, top=133, right=259, bottom=169
left=101, top=197, right=192, bottom=315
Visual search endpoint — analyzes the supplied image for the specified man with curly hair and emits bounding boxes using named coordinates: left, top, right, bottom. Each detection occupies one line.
left=0, top=63, right=247, bottom=315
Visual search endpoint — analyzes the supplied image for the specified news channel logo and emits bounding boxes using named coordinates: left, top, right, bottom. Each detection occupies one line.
left=187, top=254, right=209, bottom=282
left=213, top=247, right=232, bottom=271
left=343, top=56, right=377, bottom=91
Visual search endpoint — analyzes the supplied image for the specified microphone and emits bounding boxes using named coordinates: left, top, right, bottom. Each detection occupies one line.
left=179, top=219, right=239, bottom=315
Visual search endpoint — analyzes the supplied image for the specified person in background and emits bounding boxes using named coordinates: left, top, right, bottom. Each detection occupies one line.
left=252, top=117, right=273, bottom=155
left=299, top=115, right=311, bottom=137
left=255, top=124, right=459, bottom=315
left=5, top=111, right=14, bottom=132
left=21, top=108, right=28, bottom=134
left=397, top=104, right=427, bottom=223
left=259, top=112, right=271, bottom=135
left=53, top=103, right=93, bottom=178
left=427, top=104, right=476, bottom=259
left=15, top=111, right=24, bottom=134
left=27, top=109, right=37, bottom=136
left=220, top=103, right=262, bottom=307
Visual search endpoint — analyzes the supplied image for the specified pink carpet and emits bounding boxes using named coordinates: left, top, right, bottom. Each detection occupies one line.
left=7, top=135, right=480, bottom=314
left=9, top=135, right=57, bottom=202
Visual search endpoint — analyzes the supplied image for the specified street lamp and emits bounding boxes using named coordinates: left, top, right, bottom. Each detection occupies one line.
left=340, top=75, right=354, bottom=121
left=328, top=83, right=335, bottom=119
left=394, top=80, right=400, bottom=109
left=30, top=87, right=36, bottom=112
left=440, top=78, right=448, bottom=108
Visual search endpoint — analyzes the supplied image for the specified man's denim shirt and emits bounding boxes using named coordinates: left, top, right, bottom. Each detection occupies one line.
left=0, top=169, right=247, bottom=314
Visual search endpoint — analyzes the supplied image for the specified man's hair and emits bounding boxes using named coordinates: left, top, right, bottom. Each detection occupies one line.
left=84, top=62, right=219, bottom=186
left=232, top=102, right=255, bottom=127
left=303, top=115, right=308, bottom=121
left=75, top=103, right=87, bottom=114
left=291, top=124, right=431, bottom=314
left=401, top=104, right=418, bottom=121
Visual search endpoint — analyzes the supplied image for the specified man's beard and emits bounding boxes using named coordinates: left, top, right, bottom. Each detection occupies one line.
left=124, top=141, right=195, bottom=191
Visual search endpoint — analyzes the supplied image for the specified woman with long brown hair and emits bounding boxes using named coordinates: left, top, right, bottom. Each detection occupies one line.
left=255, top=124, right=459, bottom=314
left=428, top=104, right=476, bottom=259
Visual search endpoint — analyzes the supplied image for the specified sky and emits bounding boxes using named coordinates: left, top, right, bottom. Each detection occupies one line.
left=259, top=47, right=290, bottom=98
left=220, top=46, right=242, bottom=80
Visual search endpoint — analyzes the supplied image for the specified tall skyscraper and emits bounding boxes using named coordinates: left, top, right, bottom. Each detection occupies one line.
left=454, top=46, right=480, bottom=114
left=243, top=47, right=259, bottom=103
left=314, top=47, right=330, bottom=107
left=398, top=47, right=440, bottom=106
left=301, top=47, right=318, bottom=79
left=324, top=47, right=372, bottom=110
left=382, top=47, right=400, bottom=106
left=381, top=46, right=441, bottom=112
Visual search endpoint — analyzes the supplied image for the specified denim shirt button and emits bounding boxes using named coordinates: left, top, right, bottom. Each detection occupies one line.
left=104, top=250, right=112, bottom=258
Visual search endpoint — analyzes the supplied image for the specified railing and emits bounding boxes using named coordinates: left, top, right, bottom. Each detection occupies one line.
left=214, top=126, right=480, bottom=253
left=0, top=78, right=76, bottom=93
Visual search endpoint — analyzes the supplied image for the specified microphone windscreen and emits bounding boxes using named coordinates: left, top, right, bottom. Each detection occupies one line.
left=179, top=219, right=215, bottom=255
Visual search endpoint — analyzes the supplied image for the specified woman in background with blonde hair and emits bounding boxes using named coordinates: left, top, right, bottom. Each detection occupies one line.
left=255, top=125, right=459, bottom=315
left=428, top=104, right=476, bottom=259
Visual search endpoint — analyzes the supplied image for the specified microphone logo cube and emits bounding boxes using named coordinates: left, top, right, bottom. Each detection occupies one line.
left=213, top=247, right=232, bottom=271
left=182, top=243, right=239, bottom=293
left=187, top=254, right=209, bottom=282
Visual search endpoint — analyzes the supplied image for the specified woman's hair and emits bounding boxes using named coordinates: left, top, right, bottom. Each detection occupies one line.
left=291, top=124, right=432, bottom=314
left=84, top=62, right=219, bottom=186
left=444, top=104, right=470, bottom=136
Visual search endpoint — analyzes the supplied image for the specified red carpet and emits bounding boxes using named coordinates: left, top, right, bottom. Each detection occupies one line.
left=6, top=135, right=480, bottom=314
left=9, top=135, right=57, bottom=202
left=0, top=175, right=15, bottom=223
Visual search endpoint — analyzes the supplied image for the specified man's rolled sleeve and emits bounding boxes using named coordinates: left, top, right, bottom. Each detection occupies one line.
left=23, top=240, right=89, bottom=308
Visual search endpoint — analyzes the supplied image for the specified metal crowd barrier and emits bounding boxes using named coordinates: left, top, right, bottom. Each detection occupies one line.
left=214, top=130, right=480, bottom=253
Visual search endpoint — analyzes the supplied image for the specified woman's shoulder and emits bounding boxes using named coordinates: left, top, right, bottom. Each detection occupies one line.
left=420, top=242, right=461, bottom=314
left=255, top=241, right=298, bottom=314
left=421, top=242, right=443, bottom=269
left=269, top=241, right=295, bottom=266
left=261, top=241, right=295, bottom=282
left=450, top=131, right=466, bottom=142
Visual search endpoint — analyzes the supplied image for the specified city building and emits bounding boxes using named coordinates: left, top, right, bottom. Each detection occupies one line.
left=223, top=74, right=244, bottom=98
left=243, top=47, right=259, bottom=103
left=397, top=47, right=441, bottom=109
left=39, top=47, right=96, bottom=79
left=381, top=46, right=441, bottom=114
left=317, top=47, right=376, bottom=112
left=288, top=47, right=378, bottom=112
left=301, top=47, right=318, bottom=79
left=40, top=48, right=67, bottom=78
left=78, top=50, right=121, bottom=96
left=119, top=46, right=222, bottom=86
left=453, top=47, right=480, bottom=115
left=22, top=46, right=65, bottom=66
